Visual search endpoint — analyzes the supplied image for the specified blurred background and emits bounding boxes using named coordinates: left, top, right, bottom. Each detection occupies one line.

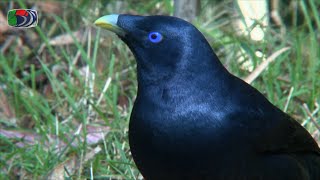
left=0, top=0, right=319, bottom=179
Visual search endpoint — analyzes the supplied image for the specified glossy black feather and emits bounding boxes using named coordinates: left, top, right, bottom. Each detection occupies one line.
left=114, top=14, right=320, bottom=180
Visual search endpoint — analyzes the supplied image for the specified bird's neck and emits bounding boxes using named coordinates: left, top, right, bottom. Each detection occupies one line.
left=140, top=45, right=227, bottom=75
left=136, top=51, right=229, bottom=98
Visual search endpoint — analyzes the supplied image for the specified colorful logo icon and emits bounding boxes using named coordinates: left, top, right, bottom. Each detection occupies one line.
left=7, top=9, right=38, bottom=28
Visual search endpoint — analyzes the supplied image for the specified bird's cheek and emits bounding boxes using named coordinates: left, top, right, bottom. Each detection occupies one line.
left=132, top=38, right=150, bottom=50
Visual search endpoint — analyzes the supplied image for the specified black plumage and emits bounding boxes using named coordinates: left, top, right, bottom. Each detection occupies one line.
left=95, top=14, right=320, bottom=180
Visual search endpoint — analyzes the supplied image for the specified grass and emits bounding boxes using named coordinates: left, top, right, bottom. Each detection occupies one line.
left=0, top=0, right=319, bottom=179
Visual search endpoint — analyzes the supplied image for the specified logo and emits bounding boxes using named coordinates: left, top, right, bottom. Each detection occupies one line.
left=7, top=9, right=38, bottom=28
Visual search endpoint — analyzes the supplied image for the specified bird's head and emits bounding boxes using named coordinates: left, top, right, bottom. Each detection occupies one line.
left=95, top=14, right=225, bottom=85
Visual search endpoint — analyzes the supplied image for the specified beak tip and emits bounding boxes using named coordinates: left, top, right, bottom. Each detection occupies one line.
left=94, top=14, right=125, bottom=36
left=94, top=19, right=99, bottom=25
left=94, top=17, right=106, bottom=27
left=94, top=19, right=103, bottom=26
left=94, top=14, right=119, bottom=27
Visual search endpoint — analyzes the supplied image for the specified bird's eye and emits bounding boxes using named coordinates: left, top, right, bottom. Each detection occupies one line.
left=148, top=32, right=163, bottom=43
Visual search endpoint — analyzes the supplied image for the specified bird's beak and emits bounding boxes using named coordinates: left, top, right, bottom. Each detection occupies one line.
left=94, top=14, right=126, bottom=36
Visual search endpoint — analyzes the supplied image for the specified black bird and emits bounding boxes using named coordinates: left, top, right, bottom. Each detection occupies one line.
left=95, top=14, right=320, bottom=180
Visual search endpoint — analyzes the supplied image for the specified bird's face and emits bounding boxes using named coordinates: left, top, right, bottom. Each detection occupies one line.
left=95, top=14, right=210, bottom=82
left=95, top=14, right=227, bottom=88
left=117, top=15, right=188, bottom=67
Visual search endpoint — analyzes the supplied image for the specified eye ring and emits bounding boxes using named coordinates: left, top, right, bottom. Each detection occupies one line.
left=148, top=32, right=163, bottom=43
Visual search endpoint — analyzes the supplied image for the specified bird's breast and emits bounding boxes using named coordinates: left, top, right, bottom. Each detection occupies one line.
left=128, top=96, right=250, bottom=164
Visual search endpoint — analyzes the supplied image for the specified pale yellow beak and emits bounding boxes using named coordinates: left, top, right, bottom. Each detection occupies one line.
left=94, top=14, right=125, bottom=36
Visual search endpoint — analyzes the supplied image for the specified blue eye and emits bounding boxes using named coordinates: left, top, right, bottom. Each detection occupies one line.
left=148, top=32, right=163, bottom=43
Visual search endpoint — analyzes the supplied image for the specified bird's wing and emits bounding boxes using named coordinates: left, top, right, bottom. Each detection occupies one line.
left=229, top=76, right=320, bottom=155
left=255, top=114, right=320, bottom=154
